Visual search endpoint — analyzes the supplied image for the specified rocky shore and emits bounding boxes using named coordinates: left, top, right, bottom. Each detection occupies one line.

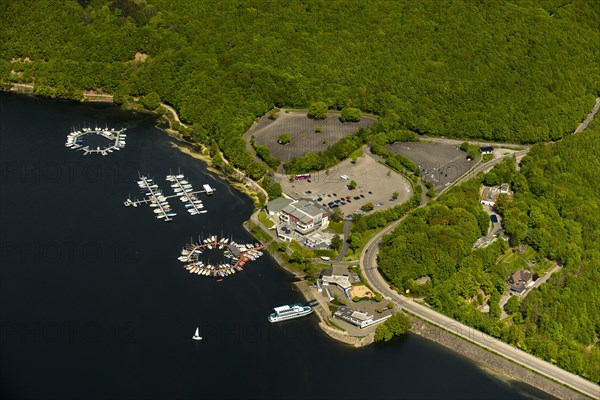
left=410, top=317, right=591, bottom=400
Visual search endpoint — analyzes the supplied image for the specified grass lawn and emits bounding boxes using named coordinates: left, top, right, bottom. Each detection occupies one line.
left=314, top=249, right=337, bottom=259
left=246, top=221, right=272, bottom=243
left=328, top=220, right=344, bottom=234
left=289, top=240, right=315, bottom=258
left=497, top=244, right=554, bottom=276
left=258, top=211, right=274, bottom=228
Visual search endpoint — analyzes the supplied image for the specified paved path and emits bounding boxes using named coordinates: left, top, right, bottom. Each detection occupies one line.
left=161, top=103, right=188, bottom=128
left=575, top=97, right=600, bottom=133
left=335, top=219, right=352, bottom=261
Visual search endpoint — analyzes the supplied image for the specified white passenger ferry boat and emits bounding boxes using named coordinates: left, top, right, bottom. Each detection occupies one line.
left=268, top=304, right=313, bottom=323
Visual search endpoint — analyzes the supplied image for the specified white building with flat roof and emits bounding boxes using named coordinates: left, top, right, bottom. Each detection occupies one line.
left=278, top=199, right=329, bottom=236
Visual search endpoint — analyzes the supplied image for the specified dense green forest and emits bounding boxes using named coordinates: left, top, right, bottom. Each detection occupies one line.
left=1, top=0, right=599, bottom=179
left=378, top=127, right=600, bottom=381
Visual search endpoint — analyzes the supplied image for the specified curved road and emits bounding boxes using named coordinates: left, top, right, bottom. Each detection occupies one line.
left=359, top=152, right=600, bottom=399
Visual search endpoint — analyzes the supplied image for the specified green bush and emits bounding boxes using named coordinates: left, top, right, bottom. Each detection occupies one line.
left=374, top=312, right=412, bottom=342
left=341, top=107, right=362, bottom=122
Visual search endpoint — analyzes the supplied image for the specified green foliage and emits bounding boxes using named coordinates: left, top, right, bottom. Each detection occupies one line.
left=341, top=107, right=361, bottom=122
left=392, top=192, right=399, bottom=200
left=253, top=142, right=280, bottom=169
left=278, top=133, right=291, bottom=145
left=378, top=128, right=600, bottom=381
left=496, top=128, right=600, bottom=381
left=504, top=296, right=520, bottom=315
left=371, top=144, right=418, bottom=175
left=460, top=142, right=479, bottom=160
left=330, top=234, right=343, bottom=251
left=379, top=179, right=497, bottom=305
left=361, top=202, right=374, bottom=212
left=140, top=92, right=160, bottom=110
left=483, top=158, right=516, bottom=187
left=308, top=101, right=328, bottom=119
left=348, top=180, right=357, bottom=190
left=374, top=312, right=412, bottom=342
left=4, top=0, right=597, bottom=183
left=330, top=208, right=344, bottom=223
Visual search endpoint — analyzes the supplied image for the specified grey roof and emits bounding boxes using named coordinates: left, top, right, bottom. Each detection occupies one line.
left=299, top=215, right=312, bottom=224
left=282, top=199, right=327, bottom=220
left=266, top=197, right=293, bottom=213
left=290, top=209, right=306, bottom=220
left=334, top=306, right=372, bottom=321
left=320, top=268, right=333, bottom=277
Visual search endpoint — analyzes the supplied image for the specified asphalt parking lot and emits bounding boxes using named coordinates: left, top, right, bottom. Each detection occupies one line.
left=249, top=110, right=374, bottom=162
left=386, top=142, right=473, bottom=191
left=277, top=150, right=412, bottom=217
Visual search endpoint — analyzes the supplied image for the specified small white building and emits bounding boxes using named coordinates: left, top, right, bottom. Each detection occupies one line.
left=481, top=183, right=512, bottom=206
left=203, top=184, right=214, bottom=195
left=479, top=146, right=493, bottom=155
left=334, top=307, right=375, bottom=329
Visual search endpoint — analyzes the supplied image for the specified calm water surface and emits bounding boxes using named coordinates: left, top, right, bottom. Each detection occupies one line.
left=0, top=93, right=552, bottom=399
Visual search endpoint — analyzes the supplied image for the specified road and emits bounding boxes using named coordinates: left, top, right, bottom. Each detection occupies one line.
left=575, top=97, right=600, bottom=133
left=420, top=136, right=530, bottom=150
left=358, top=150, right=600, bottom=399
left=361, top=237, right=599, bottom=398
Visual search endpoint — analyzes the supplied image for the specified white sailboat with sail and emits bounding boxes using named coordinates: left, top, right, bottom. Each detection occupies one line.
left=192, top=327, right=202, bottom=341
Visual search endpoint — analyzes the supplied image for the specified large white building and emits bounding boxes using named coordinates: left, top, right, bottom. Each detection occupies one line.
left=277, top=199, right=329, bottom=235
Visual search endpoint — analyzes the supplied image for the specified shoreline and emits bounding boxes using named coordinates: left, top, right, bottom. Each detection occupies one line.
left=5, top=88, right=593, bottom=399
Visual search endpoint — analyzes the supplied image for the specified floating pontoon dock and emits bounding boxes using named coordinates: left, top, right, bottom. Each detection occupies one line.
left=65, top=127, right=126, bottom=155
left=123, top=172, right=215, bottom=222
left=177, top=235, right=265, bottom=279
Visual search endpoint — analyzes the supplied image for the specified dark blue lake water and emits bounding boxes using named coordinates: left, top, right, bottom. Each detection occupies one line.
left=0, top=93, right=552, bottom=399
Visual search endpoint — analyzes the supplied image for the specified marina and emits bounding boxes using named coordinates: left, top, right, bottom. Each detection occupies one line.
left=135, top=175, right=175, bottom=222
left=123, top=172, right=214, bottom=221
left=167, top=173, right=205, bottom=216
left=64, top=126, right=126, bottom=155
left=177, top=235, right=265, bottom=279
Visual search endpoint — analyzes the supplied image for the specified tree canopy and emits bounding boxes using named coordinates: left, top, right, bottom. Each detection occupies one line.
left=378, top=127, right=600, bottom=381
left=1, top=1, right=598, bottom=164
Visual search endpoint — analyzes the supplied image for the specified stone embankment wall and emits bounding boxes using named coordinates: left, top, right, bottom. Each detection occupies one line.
left=411, top=318, right=590, bottom=400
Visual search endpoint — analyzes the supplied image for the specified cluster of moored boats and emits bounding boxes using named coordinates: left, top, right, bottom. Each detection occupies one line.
left=166, top=174, right=206, bottom=216
left=178, top=235, right=264, bottom=278
left=124, top=172, right=213, bottom=222
left=65, top=127, right=126, bottom=155
left=136, top=176, right=176, bottom=221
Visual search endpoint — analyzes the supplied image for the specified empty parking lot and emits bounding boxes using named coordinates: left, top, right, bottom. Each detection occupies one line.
left=249, top=110, right=374, bottom=162
left=386, top=142, right=473, bottom=191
